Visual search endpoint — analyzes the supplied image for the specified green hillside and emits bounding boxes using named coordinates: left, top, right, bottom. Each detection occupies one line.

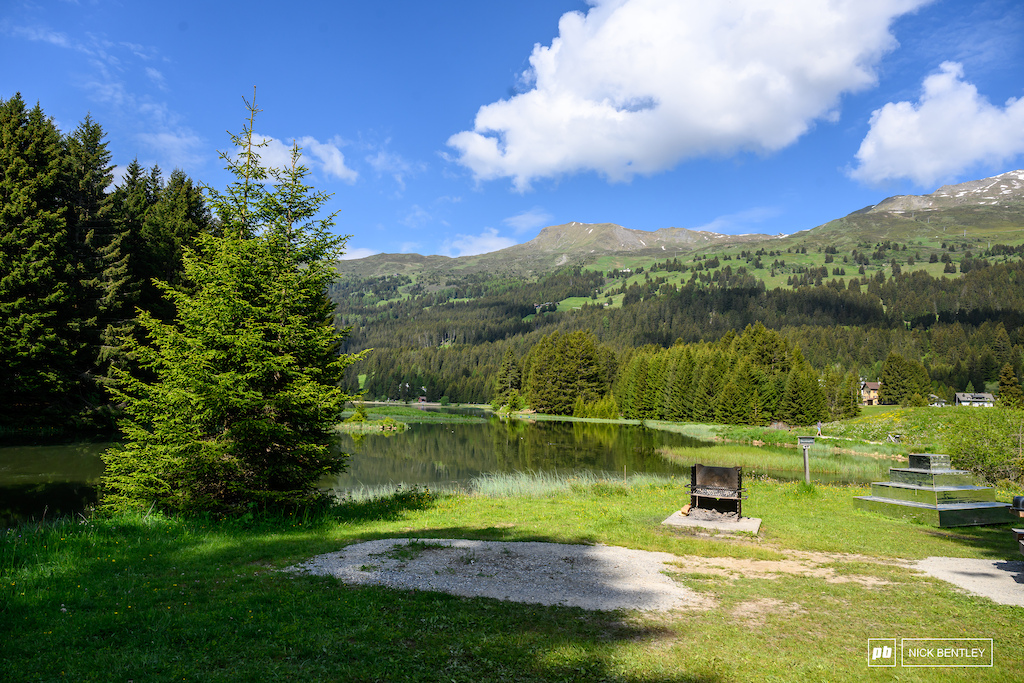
left=332, top=175, right=1024, bottom=409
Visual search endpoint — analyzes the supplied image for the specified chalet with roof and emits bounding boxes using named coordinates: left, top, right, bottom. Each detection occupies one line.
left=860, top=381, right=881, bottom=406
left=954, top=392, right=994, bottom=407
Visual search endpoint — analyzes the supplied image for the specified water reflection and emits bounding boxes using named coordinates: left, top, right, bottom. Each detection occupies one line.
left=321, top=418, right=705, bottom=492
left=1, top=414, right=878, bottom=524
left=0, top=441, right=109, bottom=525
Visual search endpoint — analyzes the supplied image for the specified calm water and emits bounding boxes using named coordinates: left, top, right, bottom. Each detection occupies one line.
left=322, top=418, right=704, bottom=493
left=0, top=413, right=867, bottom=524
left=0, top=440, right=109, bottom=525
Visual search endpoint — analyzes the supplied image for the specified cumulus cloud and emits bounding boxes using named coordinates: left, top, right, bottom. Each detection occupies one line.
left=250, top=134, right=358, bottom=183
left=447, top=0, right=927, bottom=190
left=849, top=61, right=1024, bottom=186
left=503, top=207, right=554, bottom=234
left=441, top=228, right=516, bottom=257
left=339, top=247, right=380, bottom=260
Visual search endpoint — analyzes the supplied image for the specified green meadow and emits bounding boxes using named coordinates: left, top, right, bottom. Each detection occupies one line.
left=3, top=469, right=1021, bottom=682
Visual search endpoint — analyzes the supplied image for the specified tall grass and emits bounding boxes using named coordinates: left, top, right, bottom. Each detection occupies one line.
left=643, top=421, right=722, bottom=441
left=469, top=470, right=686, bottom=497
left=659, top=444, right=890, bottom=481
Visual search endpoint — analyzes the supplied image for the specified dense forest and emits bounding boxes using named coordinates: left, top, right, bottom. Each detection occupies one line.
left=339, top=256, right=1024, bottom=422
left=0, top=94, right=211, bottom=428
left=5, top=93, right=1024, bottom=430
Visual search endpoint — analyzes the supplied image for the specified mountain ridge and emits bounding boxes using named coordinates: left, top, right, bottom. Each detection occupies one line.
left=859, top=170, right=1024, bottom=214
left=336, top=170, right=1024, bottom=279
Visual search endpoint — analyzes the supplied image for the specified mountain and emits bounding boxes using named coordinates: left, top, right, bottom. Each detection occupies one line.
left=511, top=222, right=769, bottom=255
left=788, top=170, right=1024, bottom=248
left=336, top=170, right=1024, bottom=279
left=337, top=222, right=771, bottom=279
left=861, top=170, right=1024, bottom=213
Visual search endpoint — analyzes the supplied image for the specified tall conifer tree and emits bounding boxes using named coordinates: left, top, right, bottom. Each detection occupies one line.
left=102, top=95, right=362, bottom=513
left=0, top=94, right=81, bottom=423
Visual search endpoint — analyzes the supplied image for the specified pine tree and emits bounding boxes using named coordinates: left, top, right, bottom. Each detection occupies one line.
left=95, top=163, right=211, bottom=385
left=692, top=361, right=722, bottom=423
left=491, top=348, right=522, bottom=410
left=524, top=332, right=559, bottom=413
left=777, top=367, right=801, bottom=424
left=65, top=114, right=114, bottom=244
left=102, top=95, right=364, bottom=513
left=879, top=351, right=930, bottom=405
left=561, top=330, right=605, bottom=410
left=997, top=363, right=1024, bottom=409
left=0, top=94, right=82, bottom=423
left=65, top=114, right=115, bottom=401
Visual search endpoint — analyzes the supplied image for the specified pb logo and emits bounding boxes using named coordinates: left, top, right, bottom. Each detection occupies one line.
left=868, top=639, right=897, bottom=667
left=872, top=646, right=892, bottom=660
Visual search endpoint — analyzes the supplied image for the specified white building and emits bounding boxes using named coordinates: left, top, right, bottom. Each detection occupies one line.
left=954, top=392, right=994, bottom=407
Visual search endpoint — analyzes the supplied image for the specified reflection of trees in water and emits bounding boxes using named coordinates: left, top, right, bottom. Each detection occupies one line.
left=324, top=419, right=703, bottom=489
left=0, top=442, right=109, bottom=486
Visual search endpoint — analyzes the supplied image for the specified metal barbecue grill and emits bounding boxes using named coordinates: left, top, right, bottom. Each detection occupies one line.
left=689, top=464, right=746, bottom=517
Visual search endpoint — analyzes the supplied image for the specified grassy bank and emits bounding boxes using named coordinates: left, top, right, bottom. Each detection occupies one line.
left=3, top=476, right=1021, bottom=682
left=348, top=404, right=490, bottom=424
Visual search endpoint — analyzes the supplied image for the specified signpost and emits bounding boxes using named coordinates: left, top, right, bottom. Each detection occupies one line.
left=797, top=436, right=815, bottom=484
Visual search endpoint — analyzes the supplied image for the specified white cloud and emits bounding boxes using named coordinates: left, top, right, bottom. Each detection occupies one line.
left=692, top=206, right=782, bottom=234
left=447, top=0, right=927, bottom=190
left=441, top=228, right=515, bottom=257
left=503, top=207, right=554, bottom=234
left=401, top=205, right=431, bottom=229
left=849, top=61, right=1024, bottom=186
left=9, top=25, right=72, bottom=48
left=366, top=147, right=425, bottom=191
left=339, top=247, right=380, bottom=260
left=249, top=133, right=357, bottom=183
left=300, top=135, right=358, bottom=183
left=137, top=130, right=205, bottom=169
left=110, top=164, right=131, bottom=187
left=145, top=66, right=167, bottom=90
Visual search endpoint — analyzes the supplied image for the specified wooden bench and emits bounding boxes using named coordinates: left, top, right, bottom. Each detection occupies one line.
left=1013, top=528, right=1024, bottom=557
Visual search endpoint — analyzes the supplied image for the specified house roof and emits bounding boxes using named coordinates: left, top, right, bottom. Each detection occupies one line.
left=955, top=392, right=994, bottom=402
left=861, top=382, right=880, bottom=390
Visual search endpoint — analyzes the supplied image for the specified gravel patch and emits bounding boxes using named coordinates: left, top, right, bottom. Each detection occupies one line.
left=916, top=556, right=1024, bottom=606
left=287, top=538, right=710, bottom=612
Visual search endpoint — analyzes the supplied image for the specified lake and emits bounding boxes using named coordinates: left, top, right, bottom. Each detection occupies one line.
left=323, top=417, right=705, bottom=493
left=0, top=412, right=873, bottom=524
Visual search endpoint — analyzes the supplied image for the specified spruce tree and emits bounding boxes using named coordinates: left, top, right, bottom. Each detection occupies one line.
left=524, top=332, right=559, bottom=413
left=997, top=364, right=1024, bottom=409
left=0, top=94, right=82, bottom=423
left=491, top=348, right=522, bottom=410
left=102, top=96, right=363, bottom=513
left=65, top=114, right=115, bottom=401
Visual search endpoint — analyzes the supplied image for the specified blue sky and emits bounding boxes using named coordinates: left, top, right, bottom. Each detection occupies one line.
left=3, top=1, right=1023, bottom=259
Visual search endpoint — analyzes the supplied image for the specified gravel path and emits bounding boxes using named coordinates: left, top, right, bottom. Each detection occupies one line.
left=287, top=539, right=1024, bottom=612
left=915, top=556, right=1024, bottom=607
left=288, top=538, right=709, bottom=612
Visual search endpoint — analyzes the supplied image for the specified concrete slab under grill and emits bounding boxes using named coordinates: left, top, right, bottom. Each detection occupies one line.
left=661, top=510, right=762, bottom=534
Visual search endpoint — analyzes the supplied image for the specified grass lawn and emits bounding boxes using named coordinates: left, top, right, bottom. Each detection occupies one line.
left=3, top=476, right=1021, bottom=682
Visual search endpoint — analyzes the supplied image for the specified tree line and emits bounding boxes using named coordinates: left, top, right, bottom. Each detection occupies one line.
left=343, top=261, right=1024, bottom=411
left=1, top=93, right=211, bottom=428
